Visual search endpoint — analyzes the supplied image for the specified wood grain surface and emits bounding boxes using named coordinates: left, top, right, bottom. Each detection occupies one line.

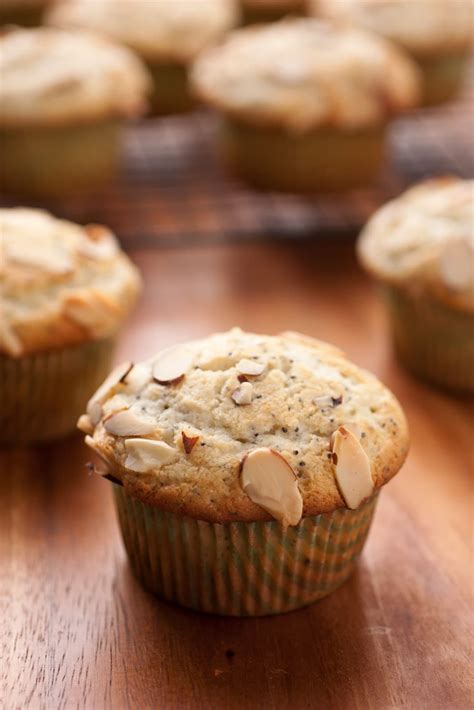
left=1, top=241, right=473, bottom=710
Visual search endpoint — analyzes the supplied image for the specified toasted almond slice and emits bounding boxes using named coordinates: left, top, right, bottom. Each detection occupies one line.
left=152, top=345, right=194, bottom=384
left=236, top=358, right=266, bottom=376
left=314, top=393, right=344, bottom=407
left=103, top=408, right=156, bottom=436
left=240, top=447, right=303, bottom=527
left=78, top=227, right=118, bottom=261
left=439, top=235, right=473, bottom=291
left=5, top=243, right=73, bottom=275
left=124, top=438, right=176, bottom=472
left=231, top=381, right=253, bottom=405
left=86, top=361, right=132, bottom=425
left=182, top=432, right=199, bottom=454
left=123, top=363, right=151, bottom=393
left=77, top=414, right=94, bottom=434
left=330, top=426, right=373, bottom=509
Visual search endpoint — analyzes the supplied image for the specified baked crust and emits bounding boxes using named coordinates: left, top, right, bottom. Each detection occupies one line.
left=1, top=208, right=142, bottom=356
left=0, top=27, right=150, bottom=128
left=190, top=18, right=420, bottom=132
left=46, top=0, right=237, bottom=63
left=357, top=177, right=474, bottom=313
left=313, top=0, right=474, bottom=57
left=81, top=328, right=409, bottom=522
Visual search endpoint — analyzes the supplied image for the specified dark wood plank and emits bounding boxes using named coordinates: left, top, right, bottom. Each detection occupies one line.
left=2, top=242, right=473, bottom=709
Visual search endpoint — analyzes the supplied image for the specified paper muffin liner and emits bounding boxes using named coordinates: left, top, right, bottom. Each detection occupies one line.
left=113, top=485, right=378, bottom=616
left=0, top=337, right=116, bottom=444
left=382, top=285, right=474, bottom=393
left=220, top=119, right=386, bottom=193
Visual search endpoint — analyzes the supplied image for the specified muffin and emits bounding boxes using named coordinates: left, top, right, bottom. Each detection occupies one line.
left=190, top=19, right=420, bottom=193
left=79, top=328, right=409, bottom=616
left=0, top=27, right=150, bottom=198
left=47, top=0, right=238, bottom=116
left=240, top=0, right=307, bottom=25
left=0, top=208, right=141, bottom=443
left=358, top=177, right=474, bottom=393
left=313, top=0, right=474, bottom=105
left=0, top=0, right=53, bottom=25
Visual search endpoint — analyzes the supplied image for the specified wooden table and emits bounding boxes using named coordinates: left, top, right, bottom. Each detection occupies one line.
left=2, top=241, right=473, bottom=709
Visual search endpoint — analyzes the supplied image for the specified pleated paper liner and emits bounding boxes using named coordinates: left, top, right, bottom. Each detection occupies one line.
left=382, top=286, right=474, bottom=394
left=114, top=485, right=378, bottom=617
left=0, top=336, right=116, bottom=444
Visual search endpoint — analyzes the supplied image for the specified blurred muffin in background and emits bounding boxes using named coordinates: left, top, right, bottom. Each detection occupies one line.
left=358, top=177, right=474, bottom=393
left=0, top=0, right=52, bottom=26
left=191, top=18, right=420, bottom=193
left=312, top=0, right=474, bottom=105
left=0, top=27, right=150, bottom=198
left=0, top=208, right=142, bottom=443
left=240, top=0, right=307, bottom=25
left=47, top=0, right=238, bottom=116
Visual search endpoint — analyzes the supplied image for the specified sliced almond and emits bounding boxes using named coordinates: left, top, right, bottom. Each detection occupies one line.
left=236, top=358, right=265, bottom=377
left=103, top=408, right=156, bottom=436
left=5, top=243, right=73, bottom=275
left=330, top=426, right=373, bottom=509
left=122, top=363, right=151, bottom=393
left=314, top=393, right=344, bottom=407
left=124, top=438, right=176, bottom=472
left=86, top=361, right=132, bottom=425
left=182, top=432, right=199, bottom=454
left=152, top=345, right=194, bottom=384
left=240, top=447, right=303, bottom=527
left=231, top=381, right=253, bottom=405
left=78, top=226, right=118, bottom=261
left=77, top=414, right=94, bottom=434
left=439, top=236, right=473, bottom=291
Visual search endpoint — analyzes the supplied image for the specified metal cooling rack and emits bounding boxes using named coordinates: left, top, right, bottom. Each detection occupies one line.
left=2, top=86, right=473, bottom=250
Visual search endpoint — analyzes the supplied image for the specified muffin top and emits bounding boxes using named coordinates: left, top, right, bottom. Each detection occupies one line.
left=313, top=0, right=474, bottom=56
left=0, top=27, right=150, bottom=128
left=242, top=0, right=304, bottom=7
left=190, top=18, right=420, bottom=132
left=47, top=0, right=238, bottom=63
left=0, top=208, right=141, bottom=357
left=358, top=177, right=474, bottom=313
left=79, top=328, right=409, bottom=525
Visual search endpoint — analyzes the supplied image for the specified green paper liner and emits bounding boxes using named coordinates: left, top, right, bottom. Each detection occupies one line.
left=382, top=285, right=474, bottom=394
left=0, top=337, right=116, bottom=444
left=114, top=485, right=378, bottom=616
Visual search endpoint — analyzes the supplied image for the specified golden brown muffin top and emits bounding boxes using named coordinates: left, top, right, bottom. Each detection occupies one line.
left=0, top=208, right=142, bottom=357
left=191, top=18, right=420, bottom=132
left=0, top=27, right=150, bottom=127
left=79, top=329, right=409, bottom=525
left=358, top=177, right=474, bottom=313
left=313, top=0, right=474, bottom=57
left=47, top=0, right=238, bottom=63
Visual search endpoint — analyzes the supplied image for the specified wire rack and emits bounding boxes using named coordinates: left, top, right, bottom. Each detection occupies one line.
left=2, top=89, right=473, bottom=250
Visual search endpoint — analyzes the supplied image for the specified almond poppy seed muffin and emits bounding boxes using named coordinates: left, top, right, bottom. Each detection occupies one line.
left=190, top=18, right=420, bottom=192
left=358, top=177, right=474, bottom=393
left=80, top=328, right=409, bottom=615
left=0, top=27, right=150, bottom=197
left=0, top=207, right=141, bottom=442
left=47, top=0, right=238, bottom=116
left=313, top=0, right=474, bottom=105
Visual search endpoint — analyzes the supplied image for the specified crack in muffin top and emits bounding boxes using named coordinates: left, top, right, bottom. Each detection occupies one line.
left=80, top=328, right=409, bottom=523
